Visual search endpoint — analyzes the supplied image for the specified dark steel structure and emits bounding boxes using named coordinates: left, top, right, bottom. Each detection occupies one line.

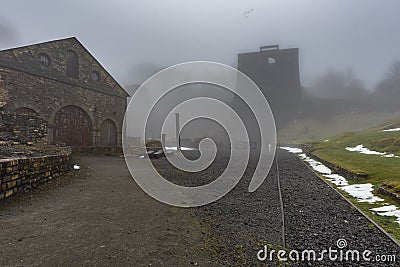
left=238, top=45, right=302, bottom=128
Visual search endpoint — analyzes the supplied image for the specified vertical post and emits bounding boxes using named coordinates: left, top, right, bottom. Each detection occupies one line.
left=175, top=113, right=180, bottom=152
left=161, top=133, right=166, bottom=149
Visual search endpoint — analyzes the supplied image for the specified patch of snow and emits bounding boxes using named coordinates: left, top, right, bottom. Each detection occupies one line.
left=280, top=147, right=302, bottom=153
left=382, top=128, right=400, bottom=132
left=281, top=147, right=331, bottom=174
left=298, top=153, right=308, bottom=160
left=383, top=153, right=399, bottom=158
left=323, top=174, right=349, bottom=186
left=371, top=205, right=400, bottom=225
left=346, top=145, right=385, bottom=155
left=340, top=183, right=384, bottom=203
left=346, top=144, right=400, bottom=158
left=281, top=147, right=387, bottom=205
left=371, top=205, right=397, bottom=212
left=303, top=158, right=332, bottom=174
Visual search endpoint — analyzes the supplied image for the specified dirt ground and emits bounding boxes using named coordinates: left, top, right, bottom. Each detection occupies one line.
left=1, top=152, right=398, bottom=266
left=0, top=156, right=216, bottom=266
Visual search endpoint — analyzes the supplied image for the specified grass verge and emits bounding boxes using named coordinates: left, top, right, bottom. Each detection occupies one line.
left=306, top=115, right=400, bottom=242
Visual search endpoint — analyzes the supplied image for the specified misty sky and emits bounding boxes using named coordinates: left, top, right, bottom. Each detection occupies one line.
left=1, top=0, right=399, bottom=91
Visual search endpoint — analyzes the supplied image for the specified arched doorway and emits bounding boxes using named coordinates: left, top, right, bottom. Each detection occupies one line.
left=53, top=105, right=91, bottom=146
left=100, top=119, right=117, bottom=146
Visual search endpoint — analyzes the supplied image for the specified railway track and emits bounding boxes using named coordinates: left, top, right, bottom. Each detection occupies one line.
left=161, top=149, right=400, bottom=266
left=277, top=149, right=399, bottom=266
left=295, top=148, right=400, bottom=248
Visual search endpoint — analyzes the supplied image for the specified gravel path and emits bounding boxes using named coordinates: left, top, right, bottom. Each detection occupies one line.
left=0, top=151, right=398, bottom=266
left=279, top=149, right=399, bottom=266
left=165, top=150, right=400, bottom=266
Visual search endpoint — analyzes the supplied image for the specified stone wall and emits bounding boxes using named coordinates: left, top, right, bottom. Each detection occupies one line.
left=0, top=111, right=47, bottom=143
left=0, top=67, right=126, bottom=146
left=377, top=186, right=400, bottom=203
left=0, top=37, right=127, bottom=147
left=0, top=152, right=71, bottom=200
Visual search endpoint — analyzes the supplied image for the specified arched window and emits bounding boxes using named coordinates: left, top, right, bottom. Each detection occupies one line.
left=66, top=50, right=79, bottom=79
left=91, top=71, right=100, bottom=82
left=39, top=53, right=50, bottom=66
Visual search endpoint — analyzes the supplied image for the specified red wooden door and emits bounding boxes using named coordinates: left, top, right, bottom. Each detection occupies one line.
left=53, top=106, right=91, bottom=146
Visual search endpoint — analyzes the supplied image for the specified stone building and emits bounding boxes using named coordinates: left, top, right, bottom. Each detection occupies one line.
left=0, top=37, right=128, bottom=146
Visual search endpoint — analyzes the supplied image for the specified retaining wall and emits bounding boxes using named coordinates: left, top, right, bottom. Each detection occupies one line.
left=0, top=152, right=72, bottom=200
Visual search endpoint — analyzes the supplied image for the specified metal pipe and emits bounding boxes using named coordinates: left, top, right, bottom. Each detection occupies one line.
left=175, top=113, right=180, bottom=152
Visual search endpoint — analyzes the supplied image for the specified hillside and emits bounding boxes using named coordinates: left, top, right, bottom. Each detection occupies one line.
left=310, top=115, right=400, bottom=194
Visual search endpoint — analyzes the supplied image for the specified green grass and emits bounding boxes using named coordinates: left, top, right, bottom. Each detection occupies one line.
left=310, top=116, right=400, bottom=193
left=279, top=112, right=397, bottom=144
left=306, top=115, right=400, bottom=241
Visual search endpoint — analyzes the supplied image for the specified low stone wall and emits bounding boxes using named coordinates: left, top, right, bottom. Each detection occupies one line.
left=0, top=152, right=72, bottom=200
left=310, top=153, right=368, bottom=180
left=377, top=186, right=400, bottom=203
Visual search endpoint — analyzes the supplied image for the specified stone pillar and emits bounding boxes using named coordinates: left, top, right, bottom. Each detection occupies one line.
left=47, top=126, right=54, bottom=144
left=92, top=130, right=100, bottom=147
left=117, top=130, right=122, bottom=147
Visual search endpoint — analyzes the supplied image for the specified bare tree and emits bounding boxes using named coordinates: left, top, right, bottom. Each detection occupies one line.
left=373, top=61, right=400, bottom=103
left=308, top=67, right=367, bottom=100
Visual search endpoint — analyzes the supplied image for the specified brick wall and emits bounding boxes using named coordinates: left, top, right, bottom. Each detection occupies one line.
left=0, top=152, right=72, bottom=200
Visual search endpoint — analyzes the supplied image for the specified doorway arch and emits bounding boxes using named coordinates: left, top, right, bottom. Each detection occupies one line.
left=100, top=119, right=117, bottom=146
left=53, top=105, right=91, bottom=146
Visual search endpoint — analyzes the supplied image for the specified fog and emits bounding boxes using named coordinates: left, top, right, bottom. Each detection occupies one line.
left=3, top=0, right=400, bottom=144
left=0, top=17, right=20, bottom=48
left=2, top=0, right=400, bottom=91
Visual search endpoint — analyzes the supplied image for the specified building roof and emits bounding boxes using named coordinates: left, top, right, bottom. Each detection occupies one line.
left=0, top=37, right=129, bottom=98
